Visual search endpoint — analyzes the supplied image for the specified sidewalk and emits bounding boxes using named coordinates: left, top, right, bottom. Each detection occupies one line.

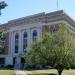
left=15, top=70, right=28, bottom=75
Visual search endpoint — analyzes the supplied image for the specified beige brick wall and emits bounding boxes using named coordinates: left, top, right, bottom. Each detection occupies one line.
left=3, top=32, right=9, bottom=54
left=42, top=25, right=50, bottom=33
left=42, top=24, right=59, bottom=34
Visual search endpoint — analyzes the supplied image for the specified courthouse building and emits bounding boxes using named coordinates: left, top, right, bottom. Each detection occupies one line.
left=0, top=10, right=75, bottom=68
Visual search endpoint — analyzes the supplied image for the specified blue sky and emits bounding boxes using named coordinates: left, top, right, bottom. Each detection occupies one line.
left=0, top=0, right=75, bottom=24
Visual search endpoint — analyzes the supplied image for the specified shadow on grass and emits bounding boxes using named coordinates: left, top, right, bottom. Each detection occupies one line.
left=29, top=73, right=57, bottom=75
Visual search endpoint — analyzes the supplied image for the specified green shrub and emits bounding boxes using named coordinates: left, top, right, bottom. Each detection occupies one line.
left=71, top=63, right=75, bottom=69
left=5, top=65, right=13, bottom=69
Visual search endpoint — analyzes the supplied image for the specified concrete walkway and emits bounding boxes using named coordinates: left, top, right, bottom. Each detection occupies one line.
left=15, top=70, right=29, bottom=75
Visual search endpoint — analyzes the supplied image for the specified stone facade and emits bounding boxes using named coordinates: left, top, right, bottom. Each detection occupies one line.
left=0, top=10, right=75, bottom=69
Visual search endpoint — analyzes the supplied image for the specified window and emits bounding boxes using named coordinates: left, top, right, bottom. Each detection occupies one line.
left=32, top=30, right=37, bottom=41
left=13, top=57, right=16, bottom=64
left=50, top=25, right=59, bottom=32
left=1, top=36, right=6, bottom=43
left=15, top=33, right=19, bottom=53
left=0, top=58, right=5, bottom=64
left=23, top=32, right=27, bottom=52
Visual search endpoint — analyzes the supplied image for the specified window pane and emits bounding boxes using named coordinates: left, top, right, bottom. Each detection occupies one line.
left=23, top=32, right=27, bottom=52
left=23, top=32, right=27, bottom=38
left=33, top=30, right=37, bottom=41
left=15, top=33, right=19, bottom=53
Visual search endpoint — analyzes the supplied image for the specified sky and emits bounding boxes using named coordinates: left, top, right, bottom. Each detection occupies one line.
left=0, top=0, right=75, bottom=24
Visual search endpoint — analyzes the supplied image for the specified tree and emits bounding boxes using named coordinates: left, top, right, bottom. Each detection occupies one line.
left=26, top=25, right=75, bottom=75
left=0, top=31, right=4, bottom=54
left=0, top=1, right=7, bottom=53
left=0, top=1, right=7, bottom=15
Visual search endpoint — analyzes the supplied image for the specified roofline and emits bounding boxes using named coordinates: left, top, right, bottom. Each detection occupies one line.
left=0, top=10, right=75, bottom=29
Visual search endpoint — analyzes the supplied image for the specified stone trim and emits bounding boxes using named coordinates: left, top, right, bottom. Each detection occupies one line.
left=0, top=10, right=75, bottom=30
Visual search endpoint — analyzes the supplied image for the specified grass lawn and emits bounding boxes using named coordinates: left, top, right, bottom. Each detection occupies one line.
left=0, top=69, right=75, bottom=75
left=25, top=69, right=75, bottom=75
left=0, top=70, right=15, bottom=75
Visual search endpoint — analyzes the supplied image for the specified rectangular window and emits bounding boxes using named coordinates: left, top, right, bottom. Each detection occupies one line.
left=15, top=34, right=19, bottom=53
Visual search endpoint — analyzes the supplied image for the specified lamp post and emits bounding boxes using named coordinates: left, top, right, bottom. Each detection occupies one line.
left=57, top=0, right=58, bottom=10
left=56, top=0, right=59, bottom=10
left=0, top=1, right=7, bottom=15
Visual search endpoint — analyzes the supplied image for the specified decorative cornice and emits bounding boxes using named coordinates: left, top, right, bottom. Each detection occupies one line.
left=0, top=10, right=75, bottom=30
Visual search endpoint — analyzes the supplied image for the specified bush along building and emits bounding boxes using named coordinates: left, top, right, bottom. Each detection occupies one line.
left=0, top=10, right=75, bottom=69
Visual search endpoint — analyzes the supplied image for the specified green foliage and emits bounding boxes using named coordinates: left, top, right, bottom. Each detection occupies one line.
left=0, top=31, right=3, bottom=54
left=0, top=1, right=7, bottom=9
left=25, top=24, right=75, bottom=75
left=0, top=1, right=7, bottom=15
left=26, top=32, right=54, bottom=66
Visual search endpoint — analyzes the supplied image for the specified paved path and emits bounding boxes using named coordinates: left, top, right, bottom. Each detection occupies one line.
left=15, top=70, right=29, bottom=75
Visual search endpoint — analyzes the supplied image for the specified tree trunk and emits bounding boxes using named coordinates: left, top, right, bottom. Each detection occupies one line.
left=58, top=69, right=63, bottom=75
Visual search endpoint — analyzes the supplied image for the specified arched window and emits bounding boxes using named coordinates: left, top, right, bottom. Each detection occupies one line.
left=32, top=30, right=37, bottom=41
left=15, top=33, right=19, bottom=53
left=23, top=32, right=27, bottom=52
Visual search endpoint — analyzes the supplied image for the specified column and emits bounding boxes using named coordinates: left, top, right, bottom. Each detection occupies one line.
left=28, top=28, right=32, bottom=49
left=37, top=27, right=42, bottom=40
left=19, top=31, right=22, bottom=54
left=8, top=32, right=11, bottom=55
left=10, top=32, right=14, bottom=54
